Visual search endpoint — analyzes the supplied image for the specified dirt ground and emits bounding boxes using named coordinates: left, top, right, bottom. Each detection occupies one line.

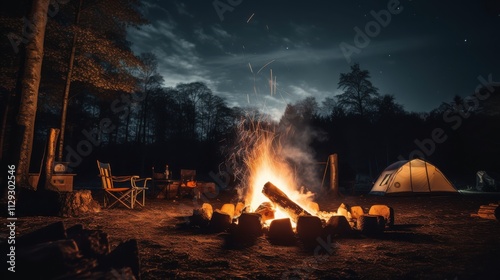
left=5, top=188, right=500, bottom=280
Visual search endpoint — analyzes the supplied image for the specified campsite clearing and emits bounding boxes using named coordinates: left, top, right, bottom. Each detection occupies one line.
left=6, top=189, right=500, bottom=279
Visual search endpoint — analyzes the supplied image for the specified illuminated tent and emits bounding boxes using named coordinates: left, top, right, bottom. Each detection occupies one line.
left=369, top=158, right=457, bottom=196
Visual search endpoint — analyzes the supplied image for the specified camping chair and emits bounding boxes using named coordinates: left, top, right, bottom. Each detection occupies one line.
left=179, top=169, right=197, bottom=198
left=97, top=160, right=151, bottom=209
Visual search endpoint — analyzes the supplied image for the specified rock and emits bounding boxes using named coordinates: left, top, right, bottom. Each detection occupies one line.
left=220, top=203, right=235, bottom=220
left=267, top=218, right=295, bottom=245
left=356, top=214, right=384, bottom=236
left=191, top=203, right=213, bottom=227
left=324, top=215, right=353, bottom=237
left=296, top=215, right=323, bottom=246
left=368, top=204, right=394, bottom=227
left=210, top=209, right=232, bottom=232
left=236, top=212, right=263, bottom=237
left=350, top=205, right=364, bottom=220
left=337, top=203, right=351, bottom=219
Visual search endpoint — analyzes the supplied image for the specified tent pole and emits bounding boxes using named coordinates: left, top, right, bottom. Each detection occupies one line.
left=409, top=160, right=413, bottom=192
left=424, top=160, right=431, bottom=192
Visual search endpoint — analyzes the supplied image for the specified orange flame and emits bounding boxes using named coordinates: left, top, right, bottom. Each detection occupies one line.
left=230, top=117, right=318, bottom=225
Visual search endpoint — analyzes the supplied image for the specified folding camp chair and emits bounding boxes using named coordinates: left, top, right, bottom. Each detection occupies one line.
left=97, top=160, right=151, bottom=209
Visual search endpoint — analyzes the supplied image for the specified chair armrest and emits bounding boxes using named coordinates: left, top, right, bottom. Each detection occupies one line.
left=131, top=176, right=151, bottom=188
left=98, top=174, right=132, bottom=183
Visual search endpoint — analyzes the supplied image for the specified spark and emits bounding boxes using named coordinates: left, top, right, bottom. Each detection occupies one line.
left=274, top=75, right=277, bottom=95
left=248, top=62, right=253, bottom=74
left=257, top=59, right=275, bottom=74
left=270, top=69, right=273, bottom=96
left=247, top=13, right=255, bottom=23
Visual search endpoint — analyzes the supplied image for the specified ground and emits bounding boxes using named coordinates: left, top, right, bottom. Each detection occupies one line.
left=4, top=189, right=500, bottom=280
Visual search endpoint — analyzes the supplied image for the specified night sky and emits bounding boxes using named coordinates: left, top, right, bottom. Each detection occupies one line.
left=127, top=0, right=500, bottom=120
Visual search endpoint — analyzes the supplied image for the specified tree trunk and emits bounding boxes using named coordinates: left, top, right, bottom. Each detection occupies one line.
left=15, top=0, right=50, bottom=188
left=329, top=153, right=341, bottom=197
left=57, top=0, right=83, bottom=162
left=44, top=128, right=60, bottom=191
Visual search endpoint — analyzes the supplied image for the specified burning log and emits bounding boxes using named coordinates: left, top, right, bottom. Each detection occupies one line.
left=262, top=181, right=312, bottom=223
left=255, top=202, right=275, bottom=222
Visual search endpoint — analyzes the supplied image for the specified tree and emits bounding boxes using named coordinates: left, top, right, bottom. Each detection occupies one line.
left=373, top=94, right=405, bottom=120
left=337, top=63, right=378, bottom=117
left=135, top=52, right=164, bottom=144
left=54, top=0, right=148, bottom=160
left=12, top=0, right=51, bottom=188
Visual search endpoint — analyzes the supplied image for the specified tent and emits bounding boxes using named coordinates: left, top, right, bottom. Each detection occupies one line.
left=369, top=158, right=457, bottom=196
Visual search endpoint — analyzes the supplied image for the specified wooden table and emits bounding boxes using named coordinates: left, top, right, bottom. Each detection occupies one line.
left=153, top=179, right=179, bottom=199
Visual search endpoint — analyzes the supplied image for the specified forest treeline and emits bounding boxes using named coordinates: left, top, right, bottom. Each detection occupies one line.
left=1, top=1, right=499, bottom=191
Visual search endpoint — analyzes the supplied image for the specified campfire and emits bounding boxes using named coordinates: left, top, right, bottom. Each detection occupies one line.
left=190, top=117, right=395, bottom=244
left=229, top=117, right=326, bottom=226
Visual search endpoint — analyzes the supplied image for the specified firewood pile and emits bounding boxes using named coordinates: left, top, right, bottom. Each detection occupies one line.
left=2, top=221, right=142, bottom=279
left=471, top=203, right=499, bottom=220
left=188, top=182, right=395, bottom=247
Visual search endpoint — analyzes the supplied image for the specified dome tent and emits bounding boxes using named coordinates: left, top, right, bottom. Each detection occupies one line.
left=369, top=158, right=457, bottom=196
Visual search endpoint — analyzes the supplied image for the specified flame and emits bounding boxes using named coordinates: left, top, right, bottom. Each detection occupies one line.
left=229, top=116, right=318, bottom=226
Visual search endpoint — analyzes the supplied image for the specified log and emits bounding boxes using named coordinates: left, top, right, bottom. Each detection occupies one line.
left=262, top=181, right=311, bottom=223
left=255, top=202, right=275, bottom=222
left=5, top=222, right=140, bottom=279
left=67, top=224, right=110, bottom=258
left=475, top=204, right=499, bottom=220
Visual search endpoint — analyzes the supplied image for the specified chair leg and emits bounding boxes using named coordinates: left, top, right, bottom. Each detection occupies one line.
left=104, top=190, right=134, bottom=209
left=133, top=188, right=147, bottom=208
